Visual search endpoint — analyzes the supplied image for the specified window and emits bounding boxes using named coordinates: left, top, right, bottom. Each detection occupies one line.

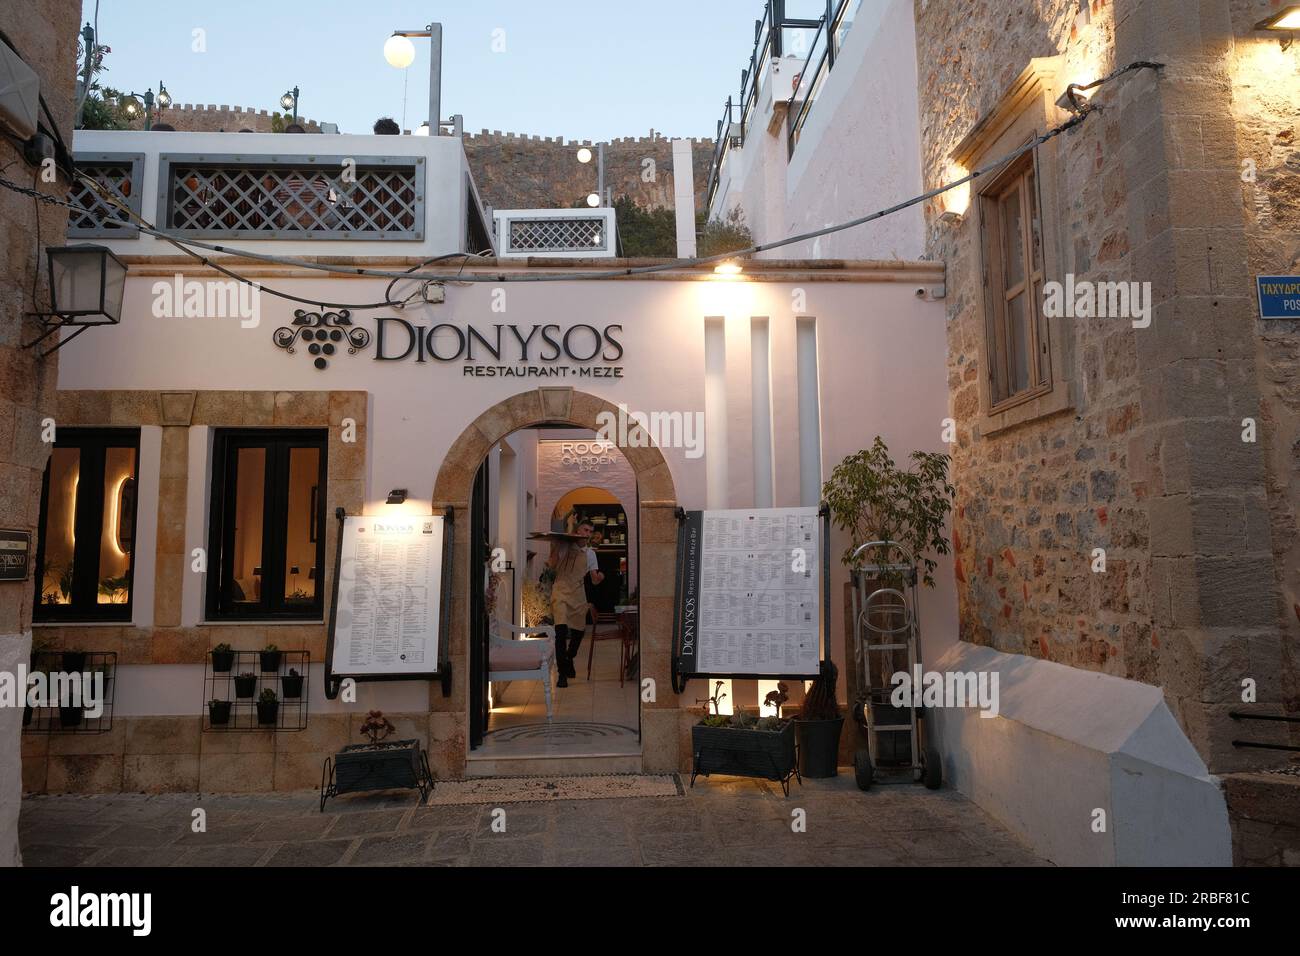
left=207, top=430, right=327, bottom=620
left=980, top=153, right=1050, bottom=409
left=34, top=429, right=140, bottom=622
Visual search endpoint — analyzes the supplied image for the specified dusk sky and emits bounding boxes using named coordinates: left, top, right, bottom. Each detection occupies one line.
left=78, top=0, right=818, bottom=139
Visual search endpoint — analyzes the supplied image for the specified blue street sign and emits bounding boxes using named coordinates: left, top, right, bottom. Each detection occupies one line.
left=1257, top=276, right=1300, bottom=319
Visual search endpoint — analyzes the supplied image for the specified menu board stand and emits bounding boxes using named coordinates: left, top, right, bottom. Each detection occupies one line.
left=671, top=504, right=831, bottom=695
left=324, top=507, right=454, bottom=700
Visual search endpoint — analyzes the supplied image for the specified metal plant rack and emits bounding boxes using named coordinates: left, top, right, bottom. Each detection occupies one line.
left=203, top=650, right=309, bottom=732
left=22, top=651, right=117, bottom=734
left=319, top=740, right=434, bottom=812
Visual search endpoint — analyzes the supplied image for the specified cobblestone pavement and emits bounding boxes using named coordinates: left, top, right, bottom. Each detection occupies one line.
left=19, top=774, right=1049, bottom=867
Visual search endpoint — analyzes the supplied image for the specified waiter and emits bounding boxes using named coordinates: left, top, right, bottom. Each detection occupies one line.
left=546, top=520, right=604, bottom=687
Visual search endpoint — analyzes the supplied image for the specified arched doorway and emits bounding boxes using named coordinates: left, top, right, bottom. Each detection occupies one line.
left=430, top=387, right=681, bottom=775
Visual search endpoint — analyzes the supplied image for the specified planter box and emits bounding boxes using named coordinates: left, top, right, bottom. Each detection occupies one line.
left=211, top=650, right=235, bottom=673
left=260, top=651, right=283, bottom=672
left=691, top=721, right=798, bottom=790
left=321, top=740, right=434, bottom=810
left=234, top=676, right=257, bottom=698
left=281, top=674, right=304, bottom=699
left=208, top=700, right=232, bottom=726
left=256, top=701, right=279, bottom=726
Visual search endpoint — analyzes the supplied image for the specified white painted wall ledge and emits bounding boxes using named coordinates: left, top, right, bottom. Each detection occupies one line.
left=929, top=641, right=1232, bottom=867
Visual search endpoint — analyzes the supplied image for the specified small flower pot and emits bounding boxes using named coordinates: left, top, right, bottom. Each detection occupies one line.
left=208, top=700, right=232, bottom=726
left=795, top=717, right=844, bottom=778
left=281, top=673, right=304, bottom=699
left=234, top=675, right=257, bottom=698
left=259, top=651, right=283, bottom=672
left=59, top=705, right=84, bottom=729
left=256, top=701, right=280, bottom=726
left=211, top=649, right=235, bottom=673
left=61, top=651, right=87, bottom=672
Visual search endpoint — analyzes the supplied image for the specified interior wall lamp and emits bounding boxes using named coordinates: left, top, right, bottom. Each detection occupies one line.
left=1256, top=5, right=1300, bottom=49
left=386, top=489, right=408, bottom=505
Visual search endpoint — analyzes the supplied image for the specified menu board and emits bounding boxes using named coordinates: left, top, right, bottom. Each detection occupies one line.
left=331, top=515, right=445, bottom=677
left=676, top=507, right=822, bottom=678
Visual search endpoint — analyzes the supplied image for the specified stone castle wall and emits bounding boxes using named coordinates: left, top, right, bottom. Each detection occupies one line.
left=119, top=106, right=713, bottom=213
left=460, top=131, right=713, bottom=214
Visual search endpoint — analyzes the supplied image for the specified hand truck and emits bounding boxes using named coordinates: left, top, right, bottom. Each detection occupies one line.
left=848, top=540, right=941, bottom=791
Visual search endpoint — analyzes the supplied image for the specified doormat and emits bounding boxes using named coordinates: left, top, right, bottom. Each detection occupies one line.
left=425, top=773, right=683, bottom=805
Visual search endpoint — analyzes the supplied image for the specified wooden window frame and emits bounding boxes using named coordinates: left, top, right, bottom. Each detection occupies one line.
left=981, top=153, right=1051, bottom=412
left=33, top=428, right=141, bottom=624
left=952, top=56, right=1076, bottom=437
left=205, top=428, right=328, bottom=621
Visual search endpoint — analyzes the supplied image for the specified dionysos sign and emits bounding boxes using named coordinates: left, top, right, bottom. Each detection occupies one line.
left=274, top=310, right=626, bottom=377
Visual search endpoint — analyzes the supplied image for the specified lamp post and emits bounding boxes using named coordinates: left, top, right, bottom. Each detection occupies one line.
left=280, top=86, right=300, bottom=123
left=123, top=81, right=170, bottom=130
left=577, top=143, right=606, bottom=207
left=384, top=23, right=442, bottom=133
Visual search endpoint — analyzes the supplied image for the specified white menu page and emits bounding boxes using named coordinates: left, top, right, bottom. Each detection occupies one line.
left=332, top=515, right=444, bottom=676
left=696, top=507, right=821, bottom=676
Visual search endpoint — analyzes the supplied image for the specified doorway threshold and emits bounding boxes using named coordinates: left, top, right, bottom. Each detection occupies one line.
left=468, top=721, right=642, bottom=776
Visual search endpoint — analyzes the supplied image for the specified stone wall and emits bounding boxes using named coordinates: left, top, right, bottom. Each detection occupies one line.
left=0, top=0, right=80, bottom=868
left=123, top=103, right=324, bottom=133
left=914, top=0, right=1299, bottom=862
left=461, top=131, right=712, bottom=215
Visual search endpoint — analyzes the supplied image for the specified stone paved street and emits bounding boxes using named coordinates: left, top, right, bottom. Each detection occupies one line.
left=19, top=775, right=1049, bottom=866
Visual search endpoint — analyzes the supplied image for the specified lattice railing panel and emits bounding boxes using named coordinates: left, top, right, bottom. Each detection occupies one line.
left=164, top=163, right=420, bottom=237
left=508, top=217, right=607, bottom=252
left=70, top=161, right=137, bottom=235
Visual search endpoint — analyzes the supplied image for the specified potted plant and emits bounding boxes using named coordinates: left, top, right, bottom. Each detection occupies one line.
left=690, top=683, right=799, bottom=793
left=234, top=672, right=257, bottom=698
left=256, top=688, right=279, bottom=726
left=794, top=660, right=844, bottom=778
left=208, top=698, right=232, bottom=726
left=211, top=642, right=235, bottom=673
left=282, top=667, right=304, bottom=699
left=259, top=643, right=282, bottom=672
left=321, top=710, right=433, bottom=810
left=823, top=436, right=953, bottom=789
left=59, top=703, right=84, bottom=728
left=61, top=650, right=87, bottom=673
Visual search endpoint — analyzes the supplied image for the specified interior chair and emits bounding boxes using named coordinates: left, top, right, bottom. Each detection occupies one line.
left=585, top=609, right=626, bottom=683
left=487, top=622, right=556, bottom=722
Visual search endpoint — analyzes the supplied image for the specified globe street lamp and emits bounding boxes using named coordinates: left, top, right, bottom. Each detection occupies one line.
left=122, top=81, right=170, bottom=130
left=384, top=23, right=442, bottom=133
left=280, top=86, right=300, bottom=123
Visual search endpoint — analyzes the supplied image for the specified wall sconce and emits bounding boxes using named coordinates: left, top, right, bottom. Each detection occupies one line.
left=1256, top=5, right=1300, bottom=49
left=939, top=165, right=971, bottom=222
left=1055, top=80, right=1099, bottom=113
left=386, top=488, right=408, bottom=504
left=23, top=244, right=128, bottom=357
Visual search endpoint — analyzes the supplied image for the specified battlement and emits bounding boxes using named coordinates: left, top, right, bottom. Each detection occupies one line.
left=462, top=130, right=711, bottom=148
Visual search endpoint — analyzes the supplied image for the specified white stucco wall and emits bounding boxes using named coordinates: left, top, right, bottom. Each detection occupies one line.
left=53, top=270, right=956, bottom=716
left=709, top=0, right=925, bottom=261
left=929, top=641, right=1233, bottom=866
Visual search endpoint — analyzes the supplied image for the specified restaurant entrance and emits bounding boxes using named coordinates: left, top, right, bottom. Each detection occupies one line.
left=467, top=425, right=641, bottom=762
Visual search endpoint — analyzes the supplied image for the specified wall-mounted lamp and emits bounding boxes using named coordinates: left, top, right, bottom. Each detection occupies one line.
left=714, top=259, right=744, bottom=276
left=386, top=488, right=408, bottom=505
left=939, top=164, right=971, bottom=222
left=23, top=245, right=128, bottom=358
left=1055, top=79, right=1099, bottom=114
left=1256, top=5, right=1300, bottom=49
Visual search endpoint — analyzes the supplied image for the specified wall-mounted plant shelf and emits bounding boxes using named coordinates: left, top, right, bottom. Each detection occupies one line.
left=22, top=651, right=117, bottom=735
left=203, top=650, right=309, bottom=732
